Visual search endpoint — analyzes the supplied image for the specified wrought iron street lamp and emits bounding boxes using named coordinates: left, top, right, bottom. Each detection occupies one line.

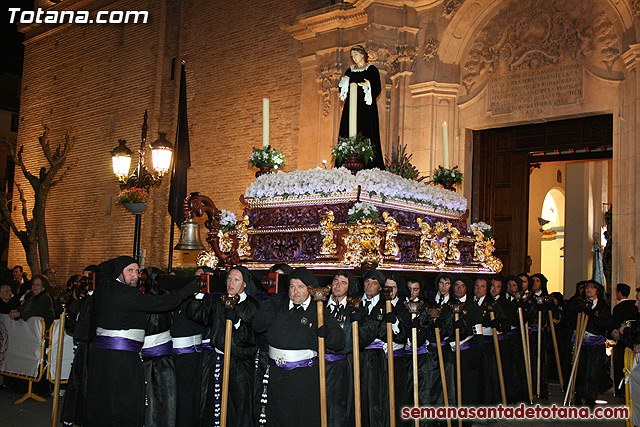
left=111, top=110, right=173, bottom=262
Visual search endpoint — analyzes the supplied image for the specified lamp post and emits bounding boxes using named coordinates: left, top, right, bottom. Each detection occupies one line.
left=111, top=110, right=173, bottom=263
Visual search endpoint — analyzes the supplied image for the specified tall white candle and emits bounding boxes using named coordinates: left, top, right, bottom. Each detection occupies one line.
left=349, top=83, right=357, bottom=137
left=263, top=98, right=270, bottom=148
left=442, top=121, right=449, bottom=169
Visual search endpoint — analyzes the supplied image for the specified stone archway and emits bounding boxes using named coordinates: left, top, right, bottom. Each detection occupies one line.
left=430, top=0, right=639, bottom=286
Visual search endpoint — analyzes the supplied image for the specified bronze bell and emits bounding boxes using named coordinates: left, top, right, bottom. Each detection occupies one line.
left=174, top=218, right=206, bottom=251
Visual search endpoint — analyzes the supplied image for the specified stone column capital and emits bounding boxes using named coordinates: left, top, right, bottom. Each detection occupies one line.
left=622, top=44, right=640, bottom=71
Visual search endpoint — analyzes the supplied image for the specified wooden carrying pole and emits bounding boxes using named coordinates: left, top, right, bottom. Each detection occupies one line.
left=564, top=312, right=589, bottom=406
left=220, top=294, right=240, bottom=427
left=489, top=310, right=507, bottom=406
left=428, top=307, right=452, bottom=427
left=51, top=308, right=66, bottom=427
left=548, top=310, right=564, bottom=391
left=518, top=307, right=534, bottom=403
left=405, top=301, right=424, bottom=427
left=383, top=286, right=396, bottom=427
left=311, top=286, right=332, bottom=427
left=537, top=310, right=542, bottom=399
left=451, top=304, right=463, bottom=427
left=348, top=297, right=363, bottom=427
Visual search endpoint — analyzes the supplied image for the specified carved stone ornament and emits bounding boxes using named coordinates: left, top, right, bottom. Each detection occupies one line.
left=471, top=226, right=503, bottom=273
left=365, top=41, right=417, bottom=79
left=442, top=0, right=465, bottom=19
left=382, top=211, right=399, bottom=258
left=236, top=215, right=251, bottom=258
left=342, top=217, right=383, bottom=269
left=633, top=0, right=640, bottom=18
left=423, top=38, right=438, bottom=61
left=319, top=210, right=338, bottom=256
left=316, top=63, right=343, bottom=118
left=462, top=0, right=620, bottom=92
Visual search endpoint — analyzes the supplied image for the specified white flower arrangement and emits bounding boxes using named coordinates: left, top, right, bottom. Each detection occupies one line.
left=347, top=202, right=380, bottom=222
left=219, top=209, right=237, bottom=231
left=244, top=167, right=468, bottom=213
left=470, top=221, right=495, bottom=240
left=248, top=147, right=285, bottom=168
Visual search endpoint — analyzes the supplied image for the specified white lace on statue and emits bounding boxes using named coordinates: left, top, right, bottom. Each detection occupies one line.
left=339, top=76, right=349, bottom=101
left=338, top=65, right=373, bottom=105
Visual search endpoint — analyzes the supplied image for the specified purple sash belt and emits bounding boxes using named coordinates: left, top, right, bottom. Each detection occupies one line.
left=416, top=344, right=428, bottom=355
left=93, top=335, right=144, bottom=352
left=269, top=356, right=317, bottom=370
left=428, top=340, right=449, bottom=348
left=173, top=344, right=202, bottom=355
left=365, top=341, right=385, bottom=351
left=451, top=340, right=472, bottom=352
left=141, top=340, right=173, bottom=357
left=393, top=348, right=407, bottom=358
left=325, top=354, right=347, bottom=362
left=571, top=332, right=605, bottom=346
left=202, top=341, right=215, bottom=351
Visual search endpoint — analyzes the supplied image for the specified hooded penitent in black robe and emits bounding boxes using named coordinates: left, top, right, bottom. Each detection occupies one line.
left=86, top=256, right=199, bottom=427
left=358, top=269, right=406, bottom=427
left=565, top=294, right=614, bottom=404
left=338, top=64, right=384, bottom=170
left=60, top=291, right=93, bottom=426
left=325, top=271, right=377, bottom=427
left=141, top=267, right=176, bottom=427
left=186, top=266, right=260, bottom=427
left=253, top=268, right=346, bottom=427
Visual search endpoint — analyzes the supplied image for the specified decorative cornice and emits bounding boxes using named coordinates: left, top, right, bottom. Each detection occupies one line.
left=409, top=81, right=461, bottom=97
left=282, top=5, right=368, bottom=41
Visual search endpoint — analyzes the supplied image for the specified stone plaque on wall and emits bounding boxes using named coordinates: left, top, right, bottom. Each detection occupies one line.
left=488, top=63, right=583, bottom=115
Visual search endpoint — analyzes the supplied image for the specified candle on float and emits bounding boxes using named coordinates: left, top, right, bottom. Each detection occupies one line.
left=262, top=98, right=270, bottom=148
left=442, top=121, right=449, bottom=169
left=349, top=83, right=357, bottom=137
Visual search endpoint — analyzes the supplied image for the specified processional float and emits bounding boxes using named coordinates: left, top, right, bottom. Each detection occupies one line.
left=180, top=168, right=504, bottom=425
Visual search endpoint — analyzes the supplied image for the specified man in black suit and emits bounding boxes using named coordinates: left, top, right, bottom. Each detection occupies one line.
left=612, top=283, right=638, bottom=398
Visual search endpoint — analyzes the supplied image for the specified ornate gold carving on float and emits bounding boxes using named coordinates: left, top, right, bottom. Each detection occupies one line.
left=218, top=230, right=233, bottom=253
left=416, top=219, right=461, bottom=268
left=471, top=226, right=503, bottom=273
left=417, top=218, right=433, bottom=260
left=382, top=212, right=399, bottom=258
left=319, top=210, right=337, bottom=256
left=236, top=215, right=251, bottom=257
left=196, top=249, right=219, bottom=269
left=342, top=218, right=383, bottom=269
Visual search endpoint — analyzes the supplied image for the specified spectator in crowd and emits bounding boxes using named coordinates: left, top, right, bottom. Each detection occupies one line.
left=11, top=265, right=29, bottom=296
left=612, top=283, right=638, bottom=399
left=9, top=274, right=55, bottom=328
left=0, top=283, right=19, bottom=314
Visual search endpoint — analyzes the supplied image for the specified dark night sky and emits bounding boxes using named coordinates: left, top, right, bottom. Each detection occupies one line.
left=2, top=1, right=35, bottom=75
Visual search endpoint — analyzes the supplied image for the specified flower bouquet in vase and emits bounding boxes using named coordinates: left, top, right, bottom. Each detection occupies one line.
left=332, top=134, right=374, bottom=175
left=115, top=187, right=149, bottom=214
left=431, top=165, right=463, bottom=191
left=249, top=146, right=285, bottom=178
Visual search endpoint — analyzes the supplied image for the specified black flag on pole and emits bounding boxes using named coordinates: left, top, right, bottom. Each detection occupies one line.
left=168, top=60, right=191, bottom=226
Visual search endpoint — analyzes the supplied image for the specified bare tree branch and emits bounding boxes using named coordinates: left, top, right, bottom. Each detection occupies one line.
left=50, top=160, right=77, bottom=187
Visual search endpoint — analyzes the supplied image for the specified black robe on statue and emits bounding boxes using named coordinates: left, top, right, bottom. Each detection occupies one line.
left=338, top=64, right=384, bottom=170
